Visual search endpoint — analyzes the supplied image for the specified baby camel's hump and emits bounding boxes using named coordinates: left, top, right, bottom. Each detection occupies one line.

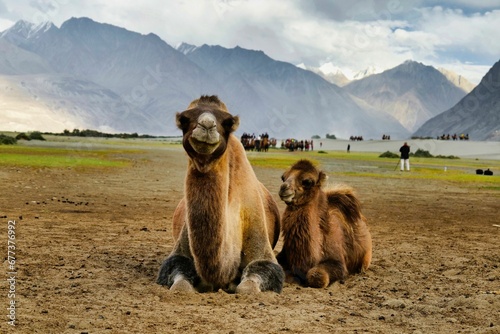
left=326, top=186, right=372, bottom=273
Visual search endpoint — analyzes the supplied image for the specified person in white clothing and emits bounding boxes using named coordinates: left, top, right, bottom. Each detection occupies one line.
left=399, top=142, right=410, bottom=171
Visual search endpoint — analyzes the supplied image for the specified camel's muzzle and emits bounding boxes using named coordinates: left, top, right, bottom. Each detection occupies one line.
left=279, top=183, right=295, bottom=204
left=189, top=112, right=221, bottom=154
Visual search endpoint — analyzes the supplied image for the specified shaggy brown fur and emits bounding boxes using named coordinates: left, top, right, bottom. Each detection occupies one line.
left=277, top=159, right=372, bottom=288
left=158, top=95, right=283, bottom=293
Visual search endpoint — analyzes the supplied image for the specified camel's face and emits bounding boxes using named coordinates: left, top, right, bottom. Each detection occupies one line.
left=176, top=107, right=239, bottom=156
left=279, top=160, right=327, bottom=206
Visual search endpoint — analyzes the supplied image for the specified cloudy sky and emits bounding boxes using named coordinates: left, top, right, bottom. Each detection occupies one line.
left=0, top=0, right=499, bottom=83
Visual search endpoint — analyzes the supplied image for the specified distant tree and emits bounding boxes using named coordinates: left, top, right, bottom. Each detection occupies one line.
left=29, top=131, right=46, bottom=141
left=325, top=133, right=336, bottom=139
left=411, top=149, right=432, bottom=158
left=15, top=133, right=31, bottom=141
left=0, top=134, right=17, bottom=145
left=311, top=135, right=321, bottom=139
left=379, top=151, right=399, bottom=158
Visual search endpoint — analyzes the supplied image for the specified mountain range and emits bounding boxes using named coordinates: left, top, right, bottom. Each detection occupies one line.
left=0, top=17, right=497, bottom=140
left=413, top=60, right=500, bottom=141
left=344, top=60, right=469, bottom=132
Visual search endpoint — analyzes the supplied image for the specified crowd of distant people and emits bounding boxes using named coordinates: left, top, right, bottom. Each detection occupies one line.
left=280, top=139, right=314, bottom=151
left=240, top=131, right=320, bottom=152
left=240, top=132, right=276, bottom=151
left=437, top=133, right=469, bottom=140
left=240, top=131, right=472, bottom=154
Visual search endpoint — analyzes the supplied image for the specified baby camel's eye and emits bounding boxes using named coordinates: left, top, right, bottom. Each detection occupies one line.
left=301, top=179, right=314, bottom=187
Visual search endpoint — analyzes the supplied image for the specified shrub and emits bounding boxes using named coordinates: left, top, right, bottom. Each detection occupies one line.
left=435, top=155, right=460, bottom=159
left=28, top=131, right=46, bottom=141
left=0, top=134, right=17, bottom=145
left=325, top=133, right=336, bottom=139
left=412, top=149, right=433, bottom=158
left=311, top=135, right=321, bottom=139
left=15, top=133, right=31, bottom=141
left=379, top=151, right=399, bottom=158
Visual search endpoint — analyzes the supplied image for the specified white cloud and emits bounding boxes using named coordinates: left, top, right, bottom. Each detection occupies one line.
left=416, top=6, right=500, bottom=58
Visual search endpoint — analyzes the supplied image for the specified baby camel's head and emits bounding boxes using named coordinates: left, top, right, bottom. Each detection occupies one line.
left=279, top=159, right=327, bottom=206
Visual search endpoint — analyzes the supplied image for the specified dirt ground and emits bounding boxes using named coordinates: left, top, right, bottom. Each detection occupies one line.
left=1, top=144, right=499, bottom=333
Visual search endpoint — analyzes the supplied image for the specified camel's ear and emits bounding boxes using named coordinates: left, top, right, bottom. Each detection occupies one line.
left=176, top=112, right=190, bottom=131
left=222, top=115, right=240, bottom=133
left=318, top=171, right=328, bottom=187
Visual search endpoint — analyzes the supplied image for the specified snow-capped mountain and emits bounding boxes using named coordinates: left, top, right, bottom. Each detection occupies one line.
left=296, top=62, right=351, bottom=87
left=352, top=66, right=383, bottom=81
left=344, top=60, right=468, bottom=132
left=298, top=63, right=384, bottom=87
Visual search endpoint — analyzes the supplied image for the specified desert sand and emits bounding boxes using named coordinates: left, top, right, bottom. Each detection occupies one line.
left=0, top=139, right=499, bottom=333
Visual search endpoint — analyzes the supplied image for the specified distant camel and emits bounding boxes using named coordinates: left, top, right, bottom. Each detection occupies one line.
left=277, top=159, right=372, bottom=288
left=157, top=95, right=284, bottom=293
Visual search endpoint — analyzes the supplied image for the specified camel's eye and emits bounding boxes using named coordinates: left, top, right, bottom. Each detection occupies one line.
left=302, top=179, right=314, bottom=187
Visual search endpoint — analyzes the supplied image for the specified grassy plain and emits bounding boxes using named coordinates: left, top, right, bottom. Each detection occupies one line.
left=248, top=149, right=500, bottom=186
left=0, top=144, right=133, bottom=168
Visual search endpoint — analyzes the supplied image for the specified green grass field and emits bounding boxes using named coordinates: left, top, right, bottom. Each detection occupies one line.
left=1, top=137, right=498, bottom=187
left=247, top=150, right=500, bottom=185
left=0, top=145, right=134, bottom=168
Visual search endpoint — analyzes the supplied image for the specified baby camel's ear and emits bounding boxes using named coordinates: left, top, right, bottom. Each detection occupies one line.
left=318, top=171, right=328, bottom=187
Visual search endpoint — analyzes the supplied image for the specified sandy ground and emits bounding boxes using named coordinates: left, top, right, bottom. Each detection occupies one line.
left=1, top=142, right=499, bottom=333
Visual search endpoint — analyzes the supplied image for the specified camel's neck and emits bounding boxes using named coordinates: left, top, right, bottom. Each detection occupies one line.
left=184, top=148, right=238, bottom=286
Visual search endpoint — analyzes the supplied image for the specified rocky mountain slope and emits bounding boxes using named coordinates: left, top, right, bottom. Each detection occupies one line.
left=414, top=60, right=500, bottom=141
left=344, top=61, right=468, bottom=132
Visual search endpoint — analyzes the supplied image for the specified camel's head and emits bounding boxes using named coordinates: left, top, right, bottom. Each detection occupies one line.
left=176, top=95, right=239, bottom=162
left=279, top=159, right=327, bottom=206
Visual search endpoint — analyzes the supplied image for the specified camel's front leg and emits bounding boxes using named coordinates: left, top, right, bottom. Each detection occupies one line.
left=236, top=260, right=284, bottom=294
left=276, top=249, right=304, bottom=284
left=157, top=255, right=199, bottom=292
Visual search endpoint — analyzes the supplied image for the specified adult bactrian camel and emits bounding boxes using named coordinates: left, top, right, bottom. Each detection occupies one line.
left=277, top=159, right=372, bottom=288
left=157, top=95, right=284, bottom=293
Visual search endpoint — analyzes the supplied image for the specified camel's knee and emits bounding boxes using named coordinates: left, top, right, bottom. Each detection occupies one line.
left=306, top=267, right=330, bottom=288
left=157, top=255, right=199, bottom=289
left=308, top=260, right=347, bottom=288
left=238, top=260, right=284, bottom=293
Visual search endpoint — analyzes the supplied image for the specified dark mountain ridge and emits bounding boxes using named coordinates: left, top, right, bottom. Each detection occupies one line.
left=413, top=60, right=500, bottom=141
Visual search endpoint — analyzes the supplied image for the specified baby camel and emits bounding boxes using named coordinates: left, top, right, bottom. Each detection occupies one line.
left=278, top=159, right=372, bottom=288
